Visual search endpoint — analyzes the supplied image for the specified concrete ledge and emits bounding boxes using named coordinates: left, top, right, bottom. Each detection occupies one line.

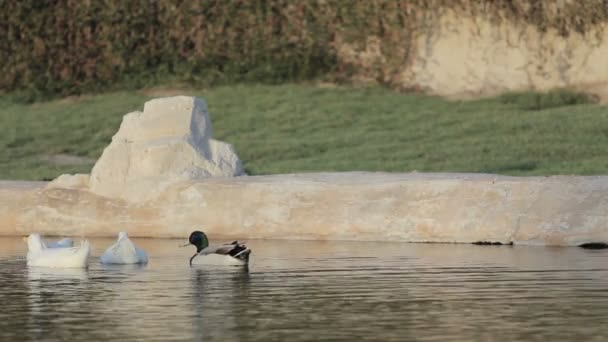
left=1, top=172, right=607, bottom=246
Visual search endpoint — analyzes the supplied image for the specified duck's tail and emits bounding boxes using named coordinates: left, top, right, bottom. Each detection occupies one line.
left=232, top=245, right=251, bottom=262
left=26, top=234, right=45, bottom=253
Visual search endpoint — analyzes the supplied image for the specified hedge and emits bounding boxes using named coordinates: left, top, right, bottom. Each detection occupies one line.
left=1, top=0, right=606, bottom=100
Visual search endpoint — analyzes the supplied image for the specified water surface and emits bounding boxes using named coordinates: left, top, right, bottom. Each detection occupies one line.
left=1, top=237, right=607, bottom=341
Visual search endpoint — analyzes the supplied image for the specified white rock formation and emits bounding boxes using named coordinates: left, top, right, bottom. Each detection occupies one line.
left=47, top=173, right=90, bottom=190
left=88, top=96, right=244, bottom=202
left=3, top=173, right=608, bottom=246
left=336, top=10, right=608, bottom=102
left=403, top=11, right=608, bottom=101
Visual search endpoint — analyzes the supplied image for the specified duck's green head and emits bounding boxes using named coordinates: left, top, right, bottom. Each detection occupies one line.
left=189, top=230, right=209, bottom=253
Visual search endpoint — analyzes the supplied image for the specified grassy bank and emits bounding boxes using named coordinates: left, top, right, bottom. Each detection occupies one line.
left=0, top=84, right=607, bottom=180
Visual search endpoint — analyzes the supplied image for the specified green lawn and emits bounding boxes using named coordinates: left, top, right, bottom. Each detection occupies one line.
left=0, top=84, right=607, bottom=180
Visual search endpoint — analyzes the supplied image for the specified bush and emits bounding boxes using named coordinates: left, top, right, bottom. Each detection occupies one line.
left=1, top=0, right=607, bottom=100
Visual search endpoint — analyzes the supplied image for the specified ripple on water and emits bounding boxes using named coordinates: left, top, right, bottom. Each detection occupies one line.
left=0, top=238, right=608, bottom=341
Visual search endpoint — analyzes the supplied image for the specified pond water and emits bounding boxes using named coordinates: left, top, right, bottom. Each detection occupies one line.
left=0, top=237, right=607, bottom=341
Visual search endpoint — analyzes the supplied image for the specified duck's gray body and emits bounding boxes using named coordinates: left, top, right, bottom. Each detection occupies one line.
left=188, top=231, right=251, bottom=266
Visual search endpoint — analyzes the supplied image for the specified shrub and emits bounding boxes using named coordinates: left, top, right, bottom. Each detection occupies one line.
left=1, top=0, right=607, bottom=99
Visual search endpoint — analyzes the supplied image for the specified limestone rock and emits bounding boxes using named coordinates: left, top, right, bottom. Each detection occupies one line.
left=89, top=96, right=244, bottom=202
left=407, top=12, right=608, bottom=100
left=4, top=173, right=608, bottom=246
left=334, top=11, right=608, bottom=101
left=47, top=174, right=90, bottom=190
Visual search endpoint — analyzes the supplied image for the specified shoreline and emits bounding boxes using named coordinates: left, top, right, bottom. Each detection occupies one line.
left=2, top=171, right=607, bottom=246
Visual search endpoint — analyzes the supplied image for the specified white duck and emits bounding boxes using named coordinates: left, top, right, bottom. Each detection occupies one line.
left=100, top=232, right=148, bottom=265
left=44, top=237, right=74, bottom=248
left=26, top=233, right=90, bottom=268
left=185, top=230, right=251, bottom=266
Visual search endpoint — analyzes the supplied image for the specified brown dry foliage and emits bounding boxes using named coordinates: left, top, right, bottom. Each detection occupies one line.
left=1, top=0, right=606, bottom=98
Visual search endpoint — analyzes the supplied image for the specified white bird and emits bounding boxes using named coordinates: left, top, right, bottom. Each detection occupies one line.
left=100, top=232, right=148, bottom=265
left=44, top=237, right=74, bottom=248
left=26, top=233, right=90, bottom=268
left=185, top=230, right=251, bottom=266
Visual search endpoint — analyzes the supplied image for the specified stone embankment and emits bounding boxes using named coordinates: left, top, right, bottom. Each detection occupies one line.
left=1, top=96, right=606, bottom=246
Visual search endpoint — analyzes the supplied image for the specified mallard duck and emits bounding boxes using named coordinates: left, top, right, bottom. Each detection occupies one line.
left=186, top=230, right=251, bottom=266
left=26, top=233, right=90, bottom=268
left=44, top=237, right=74, bottom=248
left=100, top=232, right=148, bottom=265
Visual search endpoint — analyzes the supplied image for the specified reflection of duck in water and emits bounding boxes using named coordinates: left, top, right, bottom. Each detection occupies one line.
left=192, top=267, right=250, bottom=289
left=185, top=231, right=251, bottom=266
left=190, top=266, right=251, bottom=340
left=27, top=266, right=88, bottom=281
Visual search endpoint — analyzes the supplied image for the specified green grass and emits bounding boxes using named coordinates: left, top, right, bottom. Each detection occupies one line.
left=498, top=88, right=597, bottom=111
left=0, top=84, right=607, bottom=180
